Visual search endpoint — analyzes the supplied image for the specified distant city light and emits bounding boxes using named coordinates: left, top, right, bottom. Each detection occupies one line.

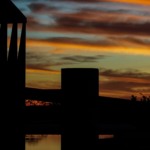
left=26, top=99, right=52, bottom=106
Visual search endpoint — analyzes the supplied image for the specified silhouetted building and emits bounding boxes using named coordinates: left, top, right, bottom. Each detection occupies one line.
left=61, top=68, right=99, bottom=150
left=0, top=1, right=26, bottom=150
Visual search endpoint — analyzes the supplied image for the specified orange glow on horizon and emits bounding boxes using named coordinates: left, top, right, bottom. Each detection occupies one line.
left=26, top=39, right=150, bottom=56
left=26, top=68, right=60, bottom=74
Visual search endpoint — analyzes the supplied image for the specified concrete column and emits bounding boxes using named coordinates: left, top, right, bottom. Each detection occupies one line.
left=61, top=68, right=99, bottom=150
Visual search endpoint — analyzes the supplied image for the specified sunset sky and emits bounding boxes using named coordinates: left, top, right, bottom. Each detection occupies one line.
left=12, top=0, right=150, bottom=99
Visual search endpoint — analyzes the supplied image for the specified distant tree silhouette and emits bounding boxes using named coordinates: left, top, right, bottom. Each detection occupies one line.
left=139, top=93, right=150, bottom=102
left=131, top=95, right=137, bottom=102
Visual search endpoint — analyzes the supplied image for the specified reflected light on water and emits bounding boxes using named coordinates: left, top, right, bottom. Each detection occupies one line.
left=25, top=135, right=61, bottom=150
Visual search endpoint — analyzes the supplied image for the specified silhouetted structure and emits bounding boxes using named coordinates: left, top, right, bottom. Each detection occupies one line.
left=0, top=1, right=26, bottom=150
left=61, top=68, right=99, bottom=150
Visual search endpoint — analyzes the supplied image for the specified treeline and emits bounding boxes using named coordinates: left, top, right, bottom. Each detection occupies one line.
left=131, top=93, right=150, bottom=102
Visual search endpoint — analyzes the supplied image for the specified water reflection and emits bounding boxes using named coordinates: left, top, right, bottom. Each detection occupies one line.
left=26, top=135, right=61, bottom=150
left=26, top=135, right=48, bottom=145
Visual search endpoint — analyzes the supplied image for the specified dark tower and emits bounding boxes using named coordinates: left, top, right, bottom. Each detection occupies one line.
left=61, top=68, right=99, bottom=150
left=0, top=1, right=26, bottom=150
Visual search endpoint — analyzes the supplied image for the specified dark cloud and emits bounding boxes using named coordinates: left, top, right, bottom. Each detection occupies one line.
left=12, top=0, right=150, bottom=36
left=109, top=36, right=150, bottom=46
left=55, top=21, right=150, bottom=36
left=55, top=16, right=81, bottom=28
left=96, top=22, right=150, bottom=35
left=26, top=16, right=42, bottom=29
left=100, top=68, right=150, bottom=79
left=61, top=55, right=106, bottom=62
left=27, top=50, right=106, bottom=71
left=99, top=68, right=150, bottom=98
left=124, top=37, right=150, bottom=46
left=26, top=51, right=76, bottom=71
left=26, top=51, right=68, bottom=71
left=28, top=3, right=56, bottom=12
left=44, top=37, right=114, bottom=46
left=26, top=51, right=53, bottom=70
left=55, top=15, right=150, bottom=35
left=25, top=2, right=150, bottom=36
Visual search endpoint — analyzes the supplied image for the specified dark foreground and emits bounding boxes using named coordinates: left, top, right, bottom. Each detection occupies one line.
left=25, top=87, right=150, bottom=150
